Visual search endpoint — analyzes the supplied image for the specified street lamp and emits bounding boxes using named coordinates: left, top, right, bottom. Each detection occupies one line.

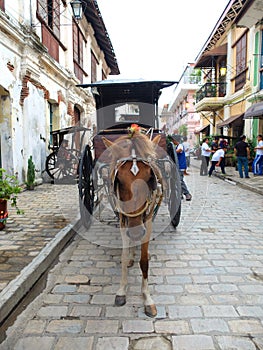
left=70, top=0, right=83, bottom=21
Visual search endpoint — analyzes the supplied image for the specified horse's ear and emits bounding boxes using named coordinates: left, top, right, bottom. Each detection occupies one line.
left=102, top=136, right=122, bottom=156
left=102, top=136, right=113, bottom=149
left=152, top=134, right=161, bottom=146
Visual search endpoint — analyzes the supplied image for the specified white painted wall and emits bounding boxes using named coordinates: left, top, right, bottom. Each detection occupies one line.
left=0, top=0, right=114, bottom=183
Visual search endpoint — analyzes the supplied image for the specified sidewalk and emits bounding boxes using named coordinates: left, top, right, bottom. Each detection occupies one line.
left=190, top=157, right=263, bottom=196
left=0, top=183, right=80, bottom=325
left=0, top=161, right=262, bottom=328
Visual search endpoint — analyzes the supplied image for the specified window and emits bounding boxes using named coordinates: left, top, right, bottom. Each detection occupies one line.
left=115, top=103, right=140, bottom=123
left=234, top=32, right=247, bottom=92
left=73, top=22, right=84, bottom=82
left=37, top=0, right=60, bottom=61
left=91, top=51, right=98, bottom=83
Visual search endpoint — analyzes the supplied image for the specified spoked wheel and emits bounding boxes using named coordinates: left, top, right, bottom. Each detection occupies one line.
left=166, top=142, right=182, bottom=228
left=78, top=145, right=94, bottom=229
left=45, top=149, right=79, bottom=183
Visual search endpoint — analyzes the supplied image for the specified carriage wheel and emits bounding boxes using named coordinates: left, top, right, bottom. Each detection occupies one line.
left=45, top=150, right=79, bottom=183
left=78, top=145, right=94, bottom=229
left=166, top=142, right=182, bottom=228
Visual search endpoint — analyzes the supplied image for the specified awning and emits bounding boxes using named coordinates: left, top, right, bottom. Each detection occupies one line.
left=194, top=124, right=210, bottom=134
left=195, top=44, right=227, bottom=68
left=217, top=114, right=244, bottom=127
left=244, top=102, right=263, bottom=119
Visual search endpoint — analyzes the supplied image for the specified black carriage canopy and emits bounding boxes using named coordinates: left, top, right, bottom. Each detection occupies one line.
left=77, top=79, right=178, bottom=130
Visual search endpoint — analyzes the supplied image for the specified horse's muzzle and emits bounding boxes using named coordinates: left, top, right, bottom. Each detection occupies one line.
left=126, top=226, right=146, bottom=241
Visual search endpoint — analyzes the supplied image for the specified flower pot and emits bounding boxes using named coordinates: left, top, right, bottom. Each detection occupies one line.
left=0, top=199, right=8, bottom=230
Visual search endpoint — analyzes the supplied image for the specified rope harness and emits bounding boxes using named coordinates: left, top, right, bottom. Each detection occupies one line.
left=111, top=148, right=163, bottom=220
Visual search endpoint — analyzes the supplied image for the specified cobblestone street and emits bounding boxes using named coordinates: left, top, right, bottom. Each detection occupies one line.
left=1, top=164, right=263, bottom=350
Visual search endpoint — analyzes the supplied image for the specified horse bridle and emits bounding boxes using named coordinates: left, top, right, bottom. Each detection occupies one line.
left=111, top=148, right=163, bottom=219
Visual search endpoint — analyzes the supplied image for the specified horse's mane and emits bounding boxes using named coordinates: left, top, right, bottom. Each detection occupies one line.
left=114, top=132, right=157, bottom=159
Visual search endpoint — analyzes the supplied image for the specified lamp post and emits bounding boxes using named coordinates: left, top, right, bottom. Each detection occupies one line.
left=70, top=0, right=83, bottom=21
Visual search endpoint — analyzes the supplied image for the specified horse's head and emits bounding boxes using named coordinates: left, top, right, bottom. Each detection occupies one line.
left=102, top=132, right=162, bottom=241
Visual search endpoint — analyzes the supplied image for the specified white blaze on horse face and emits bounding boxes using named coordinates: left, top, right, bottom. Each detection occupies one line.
left=130, top=148, right=139, bottom=176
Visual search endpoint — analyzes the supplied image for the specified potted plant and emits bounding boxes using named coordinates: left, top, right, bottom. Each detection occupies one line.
left=25, top=155, right=36, bottom=190
left=0, top=168, right=23, bottom=230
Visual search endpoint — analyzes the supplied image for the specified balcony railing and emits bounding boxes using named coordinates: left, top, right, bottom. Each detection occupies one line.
left=196, top=82, right=227, bottom=103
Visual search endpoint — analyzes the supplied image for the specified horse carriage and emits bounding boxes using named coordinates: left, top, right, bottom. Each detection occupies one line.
left=45, top=126, right=90, bottom=182
left=77, top=79, right=182, bottom=317
left=77, top=80, right=181, bottom=229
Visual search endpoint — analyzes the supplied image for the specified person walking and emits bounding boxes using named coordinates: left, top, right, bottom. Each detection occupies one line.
left=252, top=134, right=263, bottom=176
left=182, top=136, right=190, bottom=175
left=234, top=135, right=250, bottom=178
left=208, top=145, right=228, bottom=177
left=171, top=135, right=192, bottom=201
left=200, top=137, right=212, bottom=176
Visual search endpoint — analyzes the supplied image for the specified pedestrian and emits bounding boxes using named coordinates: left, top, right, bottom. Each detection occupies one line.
left=219, top=137, right=227, bottom=173
left=182, top=136, right=190, bottom=175
left=252, top=134, right=263, bottom=176
left=208, top=145, right=228, bottom=177
left=200, top=137, right=212, bottom=176
left=171, top=135, right=192, bottom=201
left=234, top=135, right=250, bottom=178
left=211, top=136, right=219, bottom=153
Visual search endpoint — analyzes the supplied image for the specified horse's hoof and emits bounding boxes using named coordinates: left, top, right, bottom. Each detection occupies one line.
left=144, top=304, right=157, bottom=318
left=115, top=295, right=126, bottom=306
left=127, top=259, right=134, bottom=268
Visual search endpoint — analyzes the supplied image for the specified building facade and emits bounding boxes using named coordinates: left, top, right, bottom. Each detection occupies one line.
left=163, top=63, right=202, bottom=149
left=0, top=0, right=119, bottom=182
left=194, top=0, right=263, bottom=145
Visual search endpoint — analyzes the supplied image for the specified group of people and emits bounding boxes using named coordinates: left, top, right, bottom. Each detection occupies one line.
left=169, top=133, right=263, bottom=203
left=200, top=134, right=263, bottom=178
left=234, top=134, right=263, bottom=178
left=200, top=136, right=228, bottom=177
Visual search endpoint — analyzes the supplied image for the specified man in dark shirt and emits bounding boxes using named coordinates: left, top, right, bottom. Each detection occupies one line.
left=234, top=135, right=250, bottom=178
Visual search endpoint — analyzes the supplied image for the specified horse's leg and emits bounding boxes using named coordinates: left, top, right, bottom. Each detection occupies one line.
left=128, top=245, right=135, bottom=267
left=115, top=225, right=129, bottom=306
left=140, top=220, right=157, bottom=318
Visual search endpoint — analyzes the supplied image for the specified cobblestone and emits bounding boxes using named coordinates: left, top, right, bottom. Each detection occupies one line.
left=1, top=161, right=263, bottom=349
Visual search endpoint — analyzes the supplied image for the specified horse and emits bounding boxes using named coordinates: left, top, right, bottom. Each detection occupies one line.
left=102, top=128, right=163, bottom=317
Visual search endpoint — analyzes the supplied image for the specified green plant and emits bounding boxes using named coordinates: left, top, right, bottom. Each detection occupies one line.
left=0, top=168, right=23, bottom=214
left=178, top=124, right=188, bottom=137
left=247, top=138, right=256, bottom=160
left=26, top=156, right=35, bottom=189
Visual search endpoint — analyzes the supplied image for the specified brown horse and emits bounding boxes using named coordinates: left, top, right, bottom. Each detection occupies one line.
left=102, top=130, right=163, bottom=317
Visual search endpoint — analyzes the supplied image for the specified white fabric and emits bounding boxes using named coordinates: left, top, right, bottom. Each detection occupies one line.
left=212, top=149, right=225, bottom=162
left=256, top=140, right=263, bottom=155
left=183, top=141, right=190, bottom=156
left=201, top=142, right=211, bottom=157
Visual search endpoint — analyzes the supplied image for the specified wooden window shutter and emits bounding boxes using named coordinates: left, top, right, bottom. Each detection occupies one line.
left=91, top=51, right=98, bottom=83
left=236, top=33, right=247, bottom=75
left=0, top=0, right=5, bottom=11
left=73, top=22, right=78, bottom=61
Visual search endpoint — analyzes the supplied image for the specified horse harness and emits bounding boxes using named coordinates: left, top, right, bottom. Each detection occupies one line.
left=111, top=148, right=163, bottom=220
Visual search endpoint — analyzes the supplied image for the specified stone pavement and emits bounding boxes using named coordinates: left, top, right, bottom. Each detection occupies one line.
left=1, top=164, right=263, bottom=350
left=0, top=183, right=79, bottom=325
left=190, top=157, right=263, bottom=196
left=0, top=159, right=263, bottom=350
